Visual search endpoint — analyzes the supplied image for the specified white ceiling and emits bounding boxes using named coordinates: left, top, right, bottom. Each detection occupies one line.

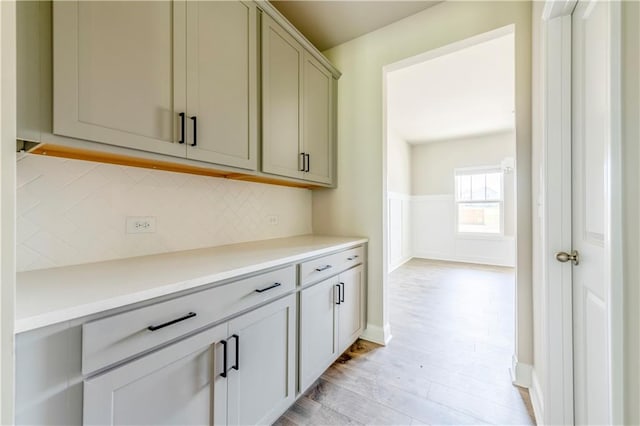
left=387, top=33, right=515, bottom=144
left=270, top=1, right=441, bottom=51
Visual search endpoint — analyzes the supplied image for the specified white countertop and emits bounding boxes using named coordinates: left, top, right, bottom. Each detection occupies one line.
left=15, top=235, right=367, bottom=333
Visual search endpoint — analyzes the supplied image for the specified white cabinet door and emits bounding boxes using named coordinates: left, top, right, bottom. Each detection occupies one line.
left=53, top=1, right=187, bottom=158
left=299, top=277, right=339, bottom=393
left=227, top=295, right=296, bottom=426
left=261, top=13, right=304, bottom=180
left=302, top=52, right=333, bottom=184
left=337, top=266, right=364, bottom=353
left=83, top=323, right=227, bottom=426
left=185, top=1, right=257, bottom=170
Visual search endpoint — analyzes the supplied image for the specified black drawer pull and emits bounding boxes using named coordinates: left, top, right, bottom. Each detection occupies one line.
left=178, top=112, right=186, bottom=144
left=221, top=339, right=228, bottom=378
left=340, top=282, right=345, bottom=302
left=315, top=265, right=332, bottom=272
left=232, top=334, right=239, bottom=371
left=190, top=116, right=197, bottom=146
left=299, top=153, right=306, bottom=172
left=305, top=153, right=310, bottom=172
left=255, top=282, right=282, bottom=293
left=147, top=312, right=196, bottom=331
left=347, top=255, right=359, bottom=261
left=335, top=284, right=341, bottom=305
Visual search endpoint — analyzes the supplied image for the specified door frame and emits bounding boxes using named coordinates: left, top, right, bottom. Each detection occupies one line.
left=0, top=1, right=17, bottom=423
left=381, top=24, right=519, bottom=349
left=539, top=1, right=623, bottom=424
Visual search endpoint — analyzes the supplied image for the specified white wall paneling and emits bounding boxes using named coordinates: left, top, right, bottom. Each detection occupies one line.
left=387, top=192, right=411, bottom=271
left=16, top=155, right=312, bottom=271
left=401, top=194, right=516, bottom=268
left=387, top=132, right=517, bottom=269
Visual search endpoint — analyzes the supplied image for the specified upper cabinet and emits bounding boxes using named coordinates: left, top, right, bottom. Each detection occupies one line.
left=185, top=1, right=257, bottom=170
left=21, top=1, right=339, bottom=186
left=261, top=13, right=335, bottom=185
left=53, top=1, right=258, bottom=170
left=261, top=14, right=304, bottom=181
left=53, top=1, right=185, bottom=157
left=302, top=52, right=334, bottom=184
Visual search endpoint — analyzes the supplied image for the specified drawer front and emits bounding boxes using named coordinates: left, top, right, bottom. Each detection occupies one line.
left=337, top=246, right=365, bottom=273
left=82, top=265, right=295, bottom=375
left=300, top=246, right=364, bottom=286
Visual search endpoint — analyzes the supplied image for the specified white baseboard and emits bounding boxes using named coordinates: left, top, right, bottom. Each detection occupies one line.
left=360, top=323, right=393, bottom=346
left=510, top=354, right=532, bottom=388
left=530, top=369, right=544, bottom=425
left=388, top=256, right=413, bottom=272
left=413, top=251, right=515, bottom=268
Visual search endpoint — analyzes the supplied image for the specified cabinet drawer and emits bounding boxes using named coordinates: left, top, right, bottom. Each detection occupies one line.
left=82, top=265, right=295, bottom=375
left=299, top=246, right=364, bottom=286
left=338, top=246, right=365, bottom=272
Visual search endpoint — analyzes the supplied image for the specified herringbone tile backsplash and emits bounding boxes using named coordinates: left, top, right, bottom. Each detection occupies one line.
left=17, top=155, right=312, bottom=272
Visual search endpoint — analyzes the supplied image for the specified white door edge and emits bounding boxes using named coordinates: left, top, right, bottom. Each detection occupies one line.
left=540, top=6, right=575, bottom=425
left=541, top=0, right=624, bottom=424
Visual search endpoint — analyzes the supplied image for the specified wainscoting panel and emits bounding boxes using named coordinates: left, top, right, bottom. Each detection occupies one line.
left=389, top=194, right=516, bottom=268
left=388, top=192, right=412, bottom=271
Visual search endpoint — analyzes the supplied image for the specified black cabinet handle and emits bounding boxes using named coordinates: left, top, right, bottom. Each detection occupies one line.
left=190, top=116, right=197, bottom=146
left=147, top=312, right=196, bottom=331
left=305, top=153, right=310, bottom=172
left=335, top=284, right=341, bottom=305
left=232, top=334, right=239, bottom=371
left=178, top=112, right=186, bottom=144
left=315, top=264, right=332, bottom=272
left=255, top=282, right=281, bottom=293
left=299, top=152, right=306, bottom=172
left=347, top=255, right=359, bottom=261
left=221, top=339, right=228, bottom=378
left=340, top=282, right=345, bottom=302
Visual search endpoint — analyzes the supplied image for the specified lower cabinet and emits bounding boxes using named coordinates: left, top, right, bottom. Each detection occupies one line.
left=299, top=265, right=364, bottom=392
left=83, top=322, right=226, bottom=426
left=83, top=294, right=296, bottom=425
left=226, top=295, right=297, bottom=425
left=299, top=276, right=339, bottom=392
left=15, top=245, right=366, bottom=426
left=337, top=265, right=364, bottom=353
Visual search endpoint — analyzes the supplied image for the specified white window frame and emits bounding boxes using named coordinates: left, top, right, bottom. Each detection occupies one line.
left=454, top=165, right=505, bottom=238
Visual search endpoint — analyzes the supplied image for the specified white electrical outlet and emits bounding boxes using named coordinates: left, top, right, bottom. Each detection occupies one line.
left=267, top=215, right=279, bottom=225
left=126, top=216, right=157, bottom=234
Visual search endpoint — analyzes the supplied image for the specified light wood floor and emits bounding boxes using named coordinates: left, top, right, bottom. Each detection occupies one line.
left=275, top=259, right=536, bottom=425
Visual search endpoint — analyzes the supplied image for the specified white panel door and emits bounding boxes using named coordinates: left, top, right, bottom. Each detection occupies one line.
left=302, top=52, right=333, bottom=184
left=338, top=266, right=364, bottom=353
left=227, top=295, right=296, bottom=426
left=299, top=277, right=339, bottom=392
left=571, top=1, right=619, bottom=424
left=53, top=1, right=186, bottom=157
left=261, top=14, right=304, bottom=180
left=83, top=323, right=227, bottom=426
left=185, top=1, right=257, bottom=170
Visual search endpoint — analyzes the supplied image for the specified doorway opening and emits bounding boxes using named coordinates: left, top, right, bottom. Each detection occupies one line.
left=382, top=26, right=531, bottom=422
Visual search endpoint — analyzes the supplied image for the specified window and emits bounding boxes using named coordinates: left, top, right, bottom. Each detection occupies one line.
left=455, top=168, right=503, bottom=235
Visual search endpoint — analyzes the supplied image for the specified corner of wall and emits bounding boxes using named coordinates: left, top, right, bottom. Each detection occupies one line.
left=530, top=368, right=545, bottom=426
left=360, top=322, right=393, bottom=346
left=510, top=354, right=532, bottom=388
left=622, top=1, right=640, bottom=424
